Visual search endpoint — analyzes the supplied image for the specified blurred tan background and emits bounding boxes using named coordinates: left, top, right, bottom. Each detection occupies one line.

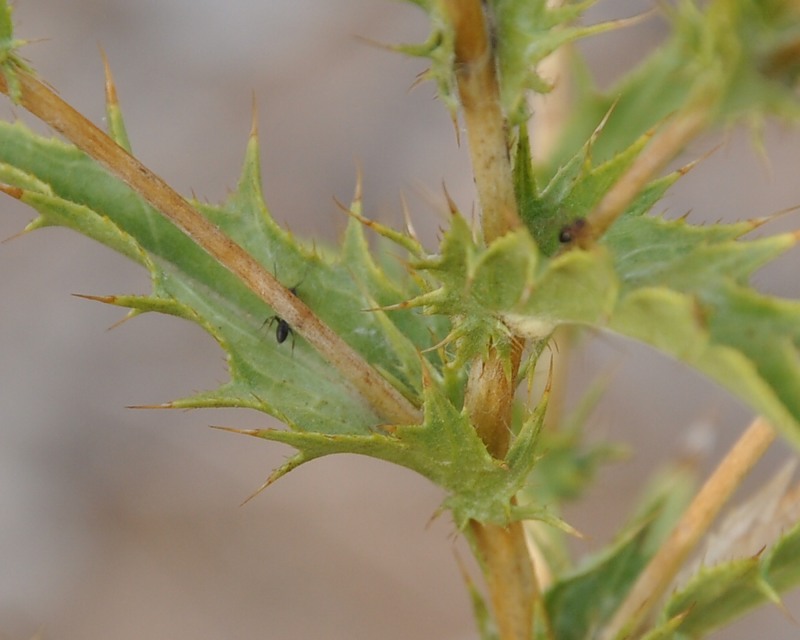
left=1, top=2, right=799, bottom=639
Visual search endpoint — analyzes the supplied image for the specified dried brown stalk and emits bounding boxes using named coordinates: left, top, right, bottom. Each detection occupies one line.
left=600, top=417, right=776, bottom=640
left=581, top=98, right=711, bottom=247
left=443, top=0, right=522, bottom=243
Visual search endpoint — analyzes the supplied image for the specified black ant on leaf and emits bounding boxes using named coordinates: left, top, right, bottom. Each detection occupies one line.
left=262, top=276, right=302, bottom=352
left=272, top=313, right=293, bottom=345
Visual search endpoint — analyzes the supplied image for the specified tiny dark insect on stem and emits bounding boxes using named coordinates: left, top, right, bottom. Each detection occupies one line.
left=558, top=217, right=588, bottom=245
left=263, top=285, right=299, bottom=352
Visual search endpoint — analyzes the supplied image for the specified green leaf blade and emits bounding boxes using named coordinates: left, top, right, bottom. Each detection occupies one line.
left=0, top=119, right=405, bottom=436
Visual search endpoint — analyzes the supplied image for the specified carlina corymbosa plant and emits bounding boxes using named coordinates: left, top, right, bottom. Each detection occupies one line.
left=4, top=1, right=800, bottom=638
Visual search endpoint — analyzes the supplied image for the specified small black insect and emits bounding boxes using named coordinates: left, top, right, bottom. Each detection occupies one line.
left=263, top=284, right=299, bottom=351
left=558, top=217, right=588, bottom=244
left=274, top=316, right=292, bottom=344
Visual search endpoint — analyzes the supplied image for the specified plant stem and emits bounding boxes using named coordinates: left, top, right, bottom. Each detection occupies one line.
left=0, top=67, right=421, bottom=427
left=600, top=417, right=776, bottom=640
left=464, top=338, right=524, bottom=456
left=442, top=3, right=536, bottom=638
left=443, top=0, right=521, bottom=243
left=582, top=97, right=711, bottom=246
left=469, top=518, right=539, bottom=640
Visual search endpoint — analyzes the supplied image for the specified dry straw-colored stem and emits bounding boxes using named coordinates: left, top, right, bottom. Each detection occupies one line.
left=0, top=67, right=421, bottom=427
left=469, top=518, right=539, bottom=640
left=583, top=98, right=711, bottom=246
left=463, top=336, right=534, bottom=640
left=444, top=0, right=521, bottom=243
left=441, top=2, right=536, bottom=638
left=600, top=417, right=776, bottom=640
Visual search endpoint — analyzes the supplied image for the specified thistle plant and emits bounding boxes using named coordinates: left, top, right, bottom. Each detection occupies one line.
left=3, top=1, right=800, bottom=639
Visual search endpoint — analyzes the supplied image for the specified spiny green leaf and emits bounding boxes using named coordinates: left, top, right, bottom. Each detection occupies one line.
left=339, top=202, right=445, bottom=398
left=642, top=466, right=800, bottom=639
left=544, top=461, right=697, bottom=640
left=604, top=215, right=800, bottom=448
left=508, top=245, right=619, bottom=334
left=0, top=116, right=561, bottom=522
left=19, top=189, right=151, bottom=268
left=393, top=4, right=458, bottom=115
left=637, top=611, right=693, bottom=640
left=499, top=213, right=800, bottom=450
left=491, top=0, right=629, bottom=124
left=549, top=0, right=800, bottom=172
left=647, top=554, right=771, bottom=638
left=513, top=123, right=541, bottom=230
left=515, top=120, right=680, bottom=256
left=544, top=529, right=648, bottom=640
left=251, top=367, right=549, bottom=528
left=408, top=214, right=537, bottom=368
left=398, top=0, right=625, bottom=121
left=0, top=119, right=443, bottom=436
left=418, top=194, right=800, bottom=449
left=100, top=56, right=132, bottom=153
